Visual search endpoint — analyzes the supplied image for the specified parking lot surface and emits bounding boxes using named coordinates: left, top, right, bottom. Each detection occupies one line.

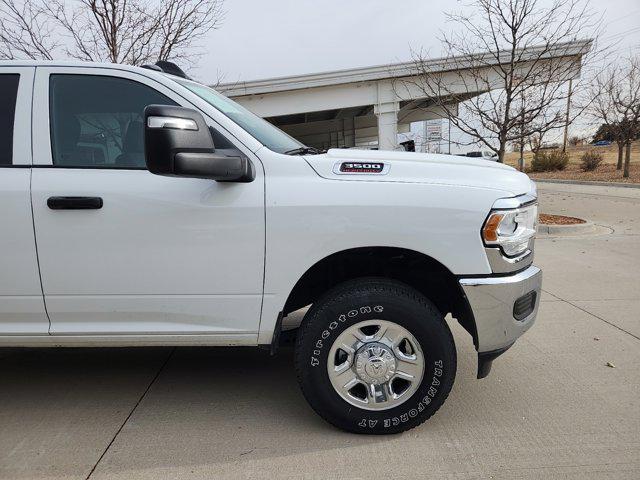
left=1, top=182, right=639, bottom=479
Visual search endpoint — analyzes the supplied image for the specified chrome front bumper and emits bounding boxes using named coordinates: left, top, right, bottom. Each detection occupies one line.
left=459, top=265, right=542, bottom=355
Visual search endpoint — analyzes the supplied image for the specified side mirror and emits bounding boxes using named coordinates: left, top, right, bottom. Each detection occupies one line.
left=144, top=105, right=254, bottom=182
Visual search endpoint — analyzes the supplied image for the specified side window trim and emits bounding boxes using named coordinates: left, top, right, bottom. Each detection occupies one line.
left=0, top=74, right=20, bottom=166
left=0, top=67, right=35, bottom=166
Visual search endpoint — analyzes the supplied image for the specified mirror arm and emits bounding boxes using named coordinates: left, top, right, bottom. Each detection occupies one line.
left=174, top=152, right=254, bottom=182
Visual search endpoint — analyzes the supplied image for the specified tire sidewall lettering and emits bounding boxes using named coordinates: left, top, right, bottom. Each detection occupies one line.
left=309, top=305, right=383, bottom=368
left=358, top=359, right=445, bottom=429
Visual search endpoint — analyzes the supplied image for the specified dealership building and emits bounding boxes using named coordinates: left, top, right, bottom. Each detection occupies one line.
left=218, top=40, right=591, bottom=152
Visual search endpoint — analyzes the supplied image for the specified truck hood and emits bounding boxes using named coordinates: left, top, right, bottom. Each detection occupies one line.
left=304, top=149, right=533, bottom=196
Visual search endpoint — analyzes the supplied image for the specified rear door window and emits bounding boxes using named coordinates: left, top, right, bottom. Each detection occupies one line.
left=0, top=74, right=20, bottom=165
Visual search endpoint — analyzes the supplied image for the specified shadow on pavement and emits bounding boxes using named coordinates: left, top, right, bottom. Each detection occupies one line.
left=0, top=346, right=391, bottom=478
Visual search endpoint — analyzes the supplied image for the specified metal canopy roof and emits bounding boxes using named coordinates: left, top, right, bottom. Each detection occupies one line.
left=217, top=39, right=592, bottom=97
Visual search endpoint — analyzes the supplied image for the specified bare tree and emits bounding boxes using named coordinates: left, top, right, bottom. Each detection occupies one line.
left=590, top=56, right=640, bottom=177
left=399, top=0, right=597, bottom=164
left=591, top=69, right=626, bottom=170
left=0, top=0, right=224, bottom=67
left=614, top=57, right=640, bottom=178
left=515, top=128, right=548, bottom=160
left=0, top=0, right=58, bottom=59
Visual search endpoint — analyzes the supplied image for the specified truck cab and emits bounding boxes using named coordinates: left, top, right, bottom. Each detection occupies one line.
left=0, top=61, right=541, bottom=433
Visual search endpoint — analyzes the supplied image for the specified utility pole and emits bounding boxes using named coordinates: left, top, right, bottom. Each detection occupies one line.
left=562, top=78, right=573, bottom=152
left=518, top=90, right=525, bottom=172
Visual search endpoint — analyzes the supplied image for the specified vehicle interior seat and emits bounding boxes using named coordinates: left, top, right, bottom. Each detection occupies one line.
left=115, top=119, right=145, bottom=168
left=55, top=114, right=84, bottom=166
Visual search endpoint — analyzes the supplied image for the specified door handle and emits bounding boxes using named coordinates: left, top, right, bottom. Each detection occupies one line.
left=47, top=196, right=103, bottom=210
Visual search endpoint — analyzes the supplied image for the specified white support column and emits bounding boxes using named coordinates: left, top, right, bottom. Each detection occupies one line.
left=374, top=101, right=399, bottom=150
left=374, top=80, right=400, bottom=151
left=343, top=117, right=356, bottom=147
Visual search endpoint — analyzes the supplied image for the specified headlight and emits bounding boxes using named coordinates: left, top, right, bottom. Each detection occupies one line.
left=482, top=203, right=538, bottom=257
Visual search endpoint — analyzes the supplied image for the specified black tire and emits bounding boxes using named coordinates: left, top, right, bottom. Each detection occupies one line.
left=294, top=277, right=456, bottom=434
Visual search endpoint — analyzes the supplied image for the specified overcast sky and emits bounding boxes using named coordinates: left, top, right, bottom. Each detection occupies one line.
left=196, top=0, right=640, bottom=84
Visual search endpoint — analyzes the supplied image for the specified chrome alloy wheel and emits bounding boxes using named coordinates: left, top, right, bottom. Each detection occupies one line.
left=327, top=319, right=425, bottom=411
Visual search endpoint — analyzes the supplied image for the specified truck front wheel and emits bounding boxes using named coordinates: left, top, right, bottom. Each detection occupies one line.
left=294, top=278, right=456, bottom=434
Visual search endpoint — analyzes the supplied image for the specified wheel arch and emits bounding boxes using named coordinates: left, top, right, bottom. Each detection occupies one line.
left=282, top=246, right=478, bottom=349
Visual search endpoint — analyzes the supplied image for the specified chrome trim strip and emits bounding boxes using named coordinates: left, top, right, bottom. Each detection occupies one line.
left=0, top=333, right=258, bottom=347
left=485, top=240, right=534, bottom=273
left=147, top=116, right=198, bottom=130
left=460, top=264, right=541, bottom=286
left=492, top=193, right=537, bottom=210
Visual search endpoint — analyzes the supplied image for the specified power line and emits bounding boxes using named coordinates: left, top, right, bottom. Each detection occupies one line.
left=602, top=25, right=640, bottom=41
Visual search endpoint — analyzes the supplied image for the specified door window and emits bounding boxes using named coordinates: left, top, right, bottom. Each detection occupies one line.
left=49, top=75, right=177, bottom=168
left=0, top=74, right=19, bottom=166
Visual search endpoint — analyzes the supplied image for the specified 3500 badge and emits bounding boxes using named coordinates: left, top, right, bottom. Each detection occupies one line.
left=334, top=162, right=388, bottom=174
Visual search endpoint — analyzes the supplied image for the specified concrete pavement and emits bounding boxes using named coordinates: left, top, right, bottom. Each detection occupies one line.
left=1, top=182, right=639, bottom=479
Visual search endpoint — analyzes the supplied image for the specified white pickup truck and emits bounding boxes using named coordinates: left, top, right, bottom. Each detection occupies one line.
left=0, top=60, right=541, bottom=434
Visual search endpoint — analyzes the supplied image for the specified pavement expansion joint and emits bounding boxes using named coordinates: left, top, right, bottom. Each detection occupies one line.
left=542, top=289, right=640, bottom=342
left=84, top=347, right=176, bottom=480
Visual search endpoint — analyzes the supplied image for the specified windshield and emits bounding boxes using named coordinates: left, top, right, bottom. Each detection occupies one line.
left=175, top=79, right=305, bottom=154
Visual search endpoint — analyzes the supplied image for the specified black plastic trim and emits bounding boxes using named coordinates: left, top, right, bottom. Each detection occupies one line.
left=47, top=196, right=103, bottom=210
left=513, top=290, right=537, bottom=321
left=455, top=264, right=532, bottom=280
left=30, top=165, right=147, bottom=170
left=259, top=311, right=283, bottom=355
left=477, top=344, right=514, bottom=379
left=270, top=311, right=284, bottom=355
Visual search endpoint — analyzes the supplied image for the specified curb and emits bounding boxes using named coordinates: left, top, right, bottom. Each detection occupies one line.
left=537, top=220, right=594, bottom=235
left=533, top=179, right=640, bottom=189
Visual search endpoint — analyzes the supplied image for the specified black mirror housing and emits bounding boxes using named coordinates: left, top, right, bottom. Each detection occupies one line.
left=144, top=105, right=254, bottom=182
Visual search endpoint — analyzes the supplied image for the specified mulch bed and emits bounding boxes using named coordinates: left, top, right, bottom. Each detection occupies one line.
left=539, top=213, right=586, bottom=225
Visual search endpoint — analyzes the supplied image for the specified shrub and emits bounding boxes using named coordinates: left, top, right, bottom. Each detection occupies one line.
left=569, top=136, right=583, bottom=147
left=580, top=150, right=603, bottom=172
left=580, top=150, right=602, bottom=172
left=531, top=149, right=569, bottom=172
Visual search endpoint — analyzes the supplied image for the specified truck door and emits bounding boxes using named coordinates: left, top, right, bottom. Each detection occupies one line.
left=30, top=67, right=265, bottom=342
left=0, top=67, right=49, bottom=335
